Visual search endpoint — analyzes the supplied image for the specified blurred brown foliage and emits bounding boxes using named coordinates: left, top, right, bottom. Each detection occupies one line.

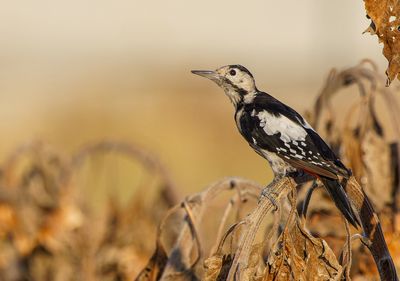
left=0, top=140, right=178, bottom=281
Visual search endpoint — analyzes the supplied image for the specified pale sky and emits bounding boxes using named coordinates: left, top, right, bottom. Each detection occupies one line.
left=0, top=1, right=384, bottom=69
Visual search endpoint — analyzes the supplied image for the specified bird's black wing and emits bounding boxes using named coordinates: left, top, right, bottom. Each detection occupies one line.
left=238, top=92, right=350, bottom=179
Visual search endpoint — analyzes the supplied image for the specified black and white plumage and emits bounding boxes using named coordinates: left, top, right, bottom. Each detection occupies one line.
left=192, top=64, right=360, bottom=228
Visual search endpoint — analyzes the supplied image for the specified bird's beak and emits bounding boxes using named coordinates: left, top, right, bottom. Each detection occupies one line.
left=191, top=70, right=220, bottom=82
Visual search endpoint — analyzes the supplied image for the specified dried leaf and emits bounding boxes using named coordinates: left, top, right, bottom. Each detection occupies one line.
left=203, top=254, right=233, bottom=281
left=203, top=255, right=223, bottom=281
left=364, top=0, right=400, bottom=85
left=241, top=243, right=264, bottom=281
left=361, top=131, right=392, bottom=209
left=136, top=243, right=168, bottom=281
left=264, top=211, right=342, bottom=281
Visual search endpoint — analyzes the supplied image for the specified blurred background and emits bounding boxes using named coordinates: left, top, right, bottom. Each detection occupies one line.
left=0, top=0, right=388, bottom=195
left=2, top=1, right=400, bottom=280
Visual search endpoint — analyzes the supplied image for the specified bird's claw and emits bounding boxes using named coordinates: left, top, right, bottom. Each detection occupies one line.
left=260, top=187, right=279, bottom=211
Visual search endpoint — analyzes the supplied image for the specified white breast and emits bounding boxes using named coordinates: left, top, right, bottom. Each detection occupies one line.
left=260, top=150, right=296, bottom=176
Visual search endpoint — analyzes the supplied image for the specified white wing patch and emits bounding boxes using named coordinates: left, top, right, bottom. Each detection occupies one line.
left=255, top=110, right=334, bottom=172
left=257, top=111, right=307, bottom=142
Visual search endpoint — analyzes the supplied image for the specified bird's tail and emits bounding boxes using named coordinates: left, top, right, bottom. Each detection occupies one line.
left=319, top=177, right=360, bottom=228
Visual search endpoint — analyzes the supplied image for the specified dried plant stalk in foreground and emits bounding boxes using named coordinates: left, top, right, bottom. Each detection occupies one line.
left=137, top=177, right=263, bottom=280
left=138, top=175, right=397, bottom=280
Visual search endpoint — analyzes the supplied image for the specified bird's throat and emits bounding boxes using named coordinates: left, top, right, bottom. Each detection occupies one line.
left=223, top=87, right=257, bottom=107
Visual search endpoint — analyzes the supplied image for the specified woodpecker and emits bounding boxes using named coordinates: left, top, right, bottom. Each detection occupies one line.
left=192, top=65, right=360, bottom=228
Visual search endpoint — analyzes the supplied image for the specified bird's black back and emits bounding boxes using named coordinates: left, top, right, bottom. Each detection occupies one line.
left=236, top=92, right=350, bottom=179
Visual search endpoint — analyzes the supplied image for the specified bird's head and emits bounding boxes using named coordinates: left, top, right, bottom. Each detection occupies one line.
left=192, top=65, right=257, bottom=106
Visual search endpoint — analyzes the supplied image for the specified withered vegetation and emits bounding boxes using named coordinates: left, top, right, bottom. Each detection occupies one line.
left=0, top=140, right=178, bottom=280
left=0, top=61, right=399, bottom=281
left=364, top=0, right=400, bottom=86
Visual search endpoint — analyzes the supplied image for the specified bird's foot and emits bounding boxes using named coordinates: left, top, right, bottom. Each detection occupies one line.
left=259, top=177, right=282, bottom=211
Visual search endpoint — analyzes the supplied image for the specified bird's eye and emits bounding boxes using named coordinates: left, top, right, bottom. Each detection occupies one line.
left=229, top=69, right=236, bottom=76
